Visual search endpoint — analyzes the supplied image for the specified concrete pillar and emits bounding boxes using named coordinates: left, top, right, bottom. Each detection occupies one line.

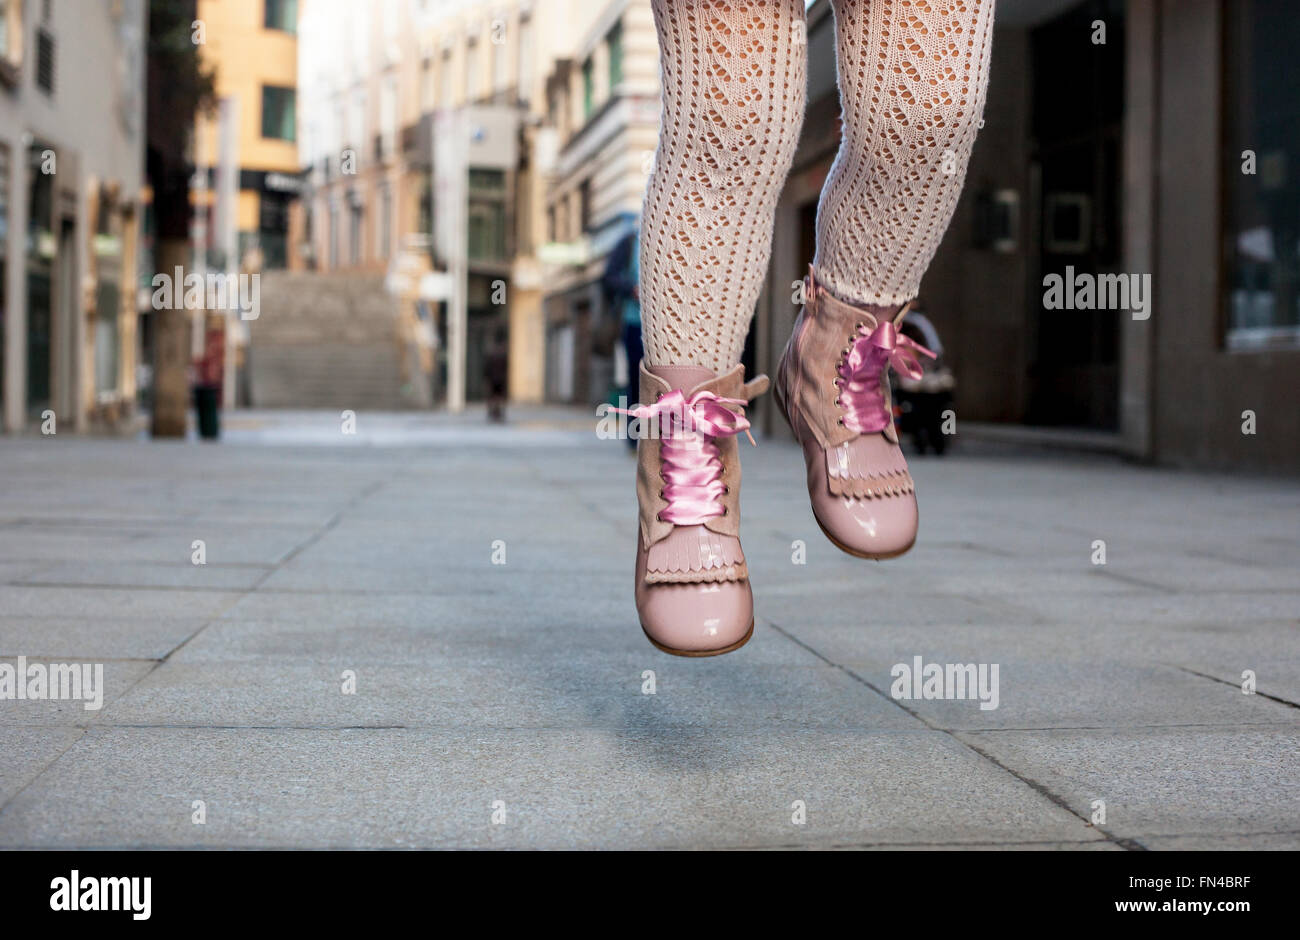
left=1120, top=0, right=1159, bottom=461
left=508, top=276, right=545, bottom=404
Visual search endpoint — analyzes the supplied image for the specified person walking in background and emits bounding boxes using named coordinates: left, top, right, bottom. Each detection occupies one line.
left=484, top=331, right=509, bottom=424
left=602, top=226, right=643, bottom=451
left=625, top=0, right=995, bottom=656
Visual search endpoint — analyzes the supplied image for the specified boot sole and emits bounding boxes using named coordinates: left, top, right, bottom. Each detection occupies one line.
left=813, top=511, right=916, bottom=561
left=643, top=619, right=755, bottom=657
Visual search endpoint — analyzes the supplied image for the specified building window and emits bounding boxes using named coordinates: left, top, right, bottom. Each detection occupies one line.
left=328, top=200, right=339, bottom=269
left=380, top=72, right=397, bottom=159
left=264, top=0, right=297, bottom=33
left=377, top=182, right=391, bottom=260
left=418, top=178, right=433, bottom=244
left=468, top=168, right=507, bottom=262
left=607, top=20, right=623, bottom=92
left=303, top=205, right=314, bottom=268
left=581, top=57, right=594, bottom=118
left=466, top=40, right=480, bottom=102
left=35, top=27, right=54, bottom=95
left=421, top=57, right=434, bottom=113
left=440, top=50, right=452, bottom=108
left=0, top=0, right=25, bottom=84
left=349, top=198, right=363, bottom=266
left=261, top=86, right=296, bottom=141
left=578, top=178, right=591, bottom=234
left=492, top=24, right=507, bottom=94
left=1223, top=0, right=1300, bottom=350
left=517, top=15, right=532, bottom=106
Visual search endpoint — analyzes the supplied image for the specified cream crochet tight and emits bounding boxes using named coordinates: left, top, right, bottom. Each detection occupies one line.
left=641, top=0, right=996, bottom=368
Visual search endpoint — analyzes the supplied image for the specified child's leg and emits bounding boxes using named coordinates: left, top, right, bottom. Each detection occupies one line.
left=630, top=0, right=807, bottom=657
left=640, top=0, right=808, bottom=370
left=775, top=0, right=995, bottom=561
left=815, top=0, right=996, bottom=305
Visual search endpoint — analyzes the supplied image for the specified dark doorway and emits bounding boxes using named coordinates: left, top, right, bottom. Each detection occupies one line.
left=1026, top=0, right=1125, bottom=428
left=25, top=143, right=54, bottom=418
left=570, top=298, right=592, bottom=405
left=465, top=274, right=510, bottom=402
left=58, top=218, right=78, bottom=419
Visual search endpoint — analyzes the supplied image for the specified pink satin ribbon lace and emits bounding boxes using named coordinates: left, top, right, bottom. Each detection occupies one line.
left=616, top=390, right=753, bottom=526
left=836, top=319, right=936, bottom=435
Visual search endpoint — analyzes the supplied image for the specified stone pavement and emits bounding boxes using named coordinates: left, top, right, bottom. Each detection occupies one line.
left=1, top=408, right=1297, bottom=849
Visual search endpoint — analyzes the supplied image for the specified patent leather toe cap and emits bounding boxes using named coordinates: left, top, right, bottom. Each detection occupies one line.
left=804, top=440, right=919, bottom=559
left=634, top=541, right=754, bottom=654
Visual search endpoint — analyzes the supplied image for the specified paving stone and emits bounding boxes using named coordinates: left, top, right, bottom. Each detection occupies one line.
left=0, top=727, right=84, bottom=807
left=0, top=617, right=208, bottom=661
left=955, top=727, right=1300, bottom=841
left=0, top=657, right=156, bottom=726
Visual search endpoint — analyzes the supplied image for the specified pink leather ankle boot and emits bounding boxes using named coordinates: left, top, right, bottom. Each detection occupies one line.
left=775, top=267, right=935, bottom=559
left=626, top=362, right=769, bottom=656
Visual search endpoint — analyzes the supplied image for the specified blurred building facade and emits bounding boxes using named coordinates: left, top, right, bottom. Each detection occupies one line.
left=176, top=0, right=300, bottom=410
left=0, top=0, right=146, bottom=433
left=209, top=0, right=1296, bottom=472
left=191, top=0, right=301, bottom=273
left=537, top=0, right=657, bottom=406
left=285, top=0, right=580, bottom=409
left=755, top=0, right=1300, bottom=472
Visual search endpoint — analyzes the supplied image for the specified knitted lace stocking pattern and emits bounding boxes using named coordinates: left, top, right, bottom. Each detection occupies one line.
left=813, top=0, right=996, bottom=307
left=641, top=0, right=808, bottom=369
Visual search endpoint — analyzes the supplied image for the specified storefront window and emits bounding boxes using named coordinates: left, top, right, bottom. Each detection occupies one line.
left=1223, top=0, right=1300, bottom=350
left=259, top=190, right=291, bottom=269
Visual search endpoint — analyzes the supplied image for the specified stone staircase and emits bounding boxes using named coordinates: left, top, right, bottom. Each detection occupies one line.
left=248, top=272, right=419, bottom=410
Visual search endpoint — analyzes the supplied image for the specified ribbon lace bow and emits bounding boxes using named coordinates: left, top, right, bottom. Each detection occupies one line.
left=616, top=390, right=753, bottom=526
left=837, top=317, right=937, bottom=435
